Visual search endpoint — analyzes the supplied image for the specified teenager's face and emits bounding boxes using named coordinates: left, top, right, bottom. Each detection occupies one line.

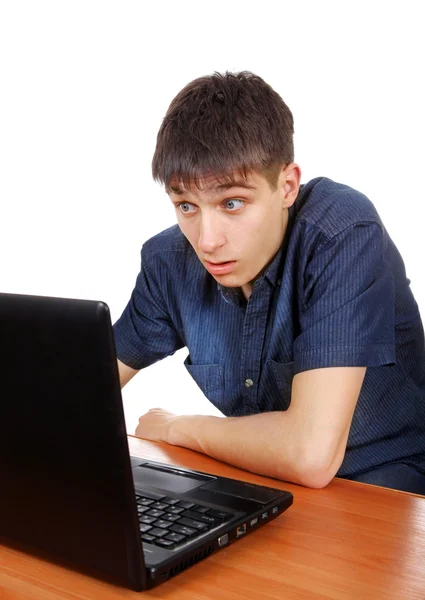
left=168, top=165, right=300, bottom=299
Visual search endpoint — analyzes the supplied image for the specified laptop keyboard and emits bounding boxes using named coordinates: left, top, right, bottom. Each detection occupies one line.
left=136, top=490, right=234, bottom=549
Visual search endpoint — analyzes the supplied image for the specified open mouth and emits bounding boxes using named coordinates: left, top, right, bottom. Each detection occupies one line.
left=204, top=260, right=237, bottom=275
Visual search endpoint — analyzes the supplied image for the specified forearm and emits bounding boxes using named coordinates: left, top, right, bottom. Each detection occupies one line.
left=167, top=411, right=304, bottom=484
left=136, top=368, right=363, bottom=487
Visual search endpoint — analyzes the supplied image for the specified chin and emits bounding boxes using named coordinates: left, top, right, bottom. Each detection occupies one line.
left=211, top=273, right=243, bottom=287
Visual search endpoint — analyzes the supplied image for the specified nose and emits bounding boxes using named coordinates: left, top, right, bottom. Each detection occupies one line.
left=198, top=212, right=226, bottom=255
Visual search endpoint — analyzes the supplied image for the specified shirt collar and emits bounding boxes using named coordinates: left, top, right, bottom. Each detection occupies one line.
left=264, top=199, right=297, bottom=287
left=218, top=284, right=246, bottom=307
left=217, top=247, right=284, bottom=308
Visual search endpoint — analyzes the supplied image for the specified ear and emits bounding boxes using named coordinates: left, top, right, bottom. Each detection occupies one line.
left=279, top=163, right=301, bottom=209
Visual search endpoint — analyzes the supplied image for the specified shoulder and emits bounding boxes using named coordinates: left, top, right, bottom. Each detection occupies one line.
left=142, top=224, right=189, bottom=255
left=294, top=177, right=383, bottom=239
left=140, top=225, right=204, bottom=283
left=141, top=225, right=195, bottom=267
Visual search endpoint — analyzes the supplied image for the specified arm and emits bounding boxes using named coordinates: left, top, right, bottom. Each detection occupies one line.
left=113, top=242, right=184, bottom=386
left=136, top=365, right=366, bottom=488
left=117, top=359, right=139, bottom=388
left=136, top=221, right=391, bottom=486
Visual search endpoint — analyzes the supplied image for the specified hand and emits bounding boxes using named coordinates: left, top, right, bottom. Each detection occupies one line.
left=135, top=408, right=178, bottom=443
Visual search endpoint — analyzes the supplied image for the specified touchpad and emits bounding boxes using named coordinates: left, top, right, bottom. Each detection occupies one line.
left=133, top=462, right=215, bottom=494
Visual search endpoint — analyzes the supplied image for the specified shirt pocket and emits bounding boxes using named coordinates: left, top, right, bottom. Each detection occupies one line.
left=184, top=356, right=224, bottom=408
left=262, top=360, right=294, bottom=411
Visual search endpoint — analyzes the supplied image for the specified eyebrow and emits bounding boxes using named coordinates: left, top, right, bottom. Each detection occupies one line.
left=169, top=179, right=257, bottom=196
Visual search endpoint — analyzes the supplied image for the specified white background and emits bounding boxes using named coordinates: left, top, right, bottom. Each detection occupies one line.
left=1, top=1, right=424, bottom=432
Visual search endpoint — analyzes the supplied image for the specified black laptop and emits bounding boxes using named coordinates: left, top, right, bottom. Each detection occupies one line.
left=0, top=292, right=293, bottom=591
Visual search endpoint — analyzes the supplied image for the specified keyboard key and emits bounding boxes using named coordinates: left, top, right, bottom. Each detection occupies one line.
left=149, top=527, right=168, bottom=538
left=170, top=524, right=196, bottom=537
left=139, top=524, right=152, bottom=533
left=166, top=506, right=185, bottom=515
left=137, top=498, right=154, bottom=506
left=181, top=510, right=218, bottom=524
left=165, top=532, right=185, bottom=544
left=207, top=510, right=233, bottom=521
left=179, top=501, right=195, bottom=509
left=197, top=514, right=220, bottom=525
left=147, top=509, right=165, bottom=518
left=139, top=515, right=156, bottom=525
left=154, top=538, right=175, bottom=548
left=155, top=519, right=172, bottom=529
left=141, top=533, right=155, bottom=543
left=137, top=505, right=150, bottom=514
left=136, top=490, right=165, bottom=501
left=178, top=517, right=209, bottom=531
left=192, top=505, right=210, bottom=514
left=151, top=501, right=169, bottom=510
left=162, top=497, right=180, bottom=506
left=162, top=513, right=181, bottom=523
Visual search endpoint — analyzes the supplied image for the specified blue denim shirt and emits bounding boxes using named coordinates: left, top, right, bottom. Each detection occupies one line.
left=114, top=177, right=425, bottom=478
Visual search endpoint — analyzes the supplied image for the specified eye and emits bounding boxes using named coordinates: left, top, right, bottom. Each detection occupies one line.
left=177, top=202, right=197, bottom=214
left=223, top=199, right=245, bottom=211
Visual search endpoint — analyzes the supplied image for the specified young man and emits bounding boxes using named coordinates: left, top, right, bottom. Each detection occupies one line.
left=113, top=71, right=425, bottom=494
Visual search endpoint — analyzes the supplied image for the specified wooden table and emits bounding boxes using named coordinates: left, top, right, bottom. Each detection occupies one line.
left=1, top=436, right=425, bottom=599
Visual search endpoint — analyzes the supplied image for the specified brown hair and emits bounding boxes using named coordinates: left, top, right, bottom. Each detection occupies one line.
left=152, top=71, right=294, bottom=190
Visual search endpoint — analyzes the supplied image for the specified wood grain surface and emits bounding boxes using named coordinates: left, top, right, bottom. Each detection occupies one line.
left=1, top=436, right=425, bottom=599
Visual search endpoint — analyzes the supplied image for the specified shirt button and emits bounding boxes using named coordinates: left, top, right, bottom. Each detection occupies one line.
left=277, top=279, right=282, bottom=286
left=245, top=378, right=254, bottom=388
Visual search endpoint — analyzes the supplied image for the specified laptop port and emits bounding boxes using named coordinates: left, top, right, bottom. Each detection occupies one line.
left=218, top=533, right=229, bottom=547
left=236, top=524, right=247, bottom=538
left=250, top=517, right=259, bottom=527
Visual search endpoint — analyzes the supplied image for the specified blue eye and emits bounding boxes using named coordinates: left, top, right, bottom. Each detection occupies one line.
left=178, top=202, right=196, bottom=214
left=224, top=199, right=244, bottom=210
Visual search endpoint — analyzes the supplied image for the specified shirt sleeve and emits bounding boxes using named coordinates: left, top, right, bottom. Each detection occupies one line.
left=113, top=247, right=184, bottom=370
left=293, top=222, right=396, bottom=373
